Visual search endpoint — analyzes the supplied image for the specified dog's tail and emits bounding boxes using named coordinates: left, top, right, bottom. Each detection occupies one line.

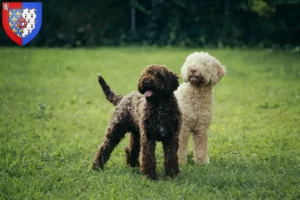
left=97, top=74, right=123, bottom=106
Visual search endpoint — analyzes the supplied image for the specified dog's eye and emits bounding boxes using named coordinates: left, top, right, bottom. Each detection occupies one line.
left=156, top=71, right=165, bottom=78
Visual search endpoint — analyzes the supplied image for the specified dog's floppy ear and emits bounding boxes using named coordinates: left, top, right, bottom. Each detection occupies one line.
left=168, top=71, right=180, bottom=92
left=181, top=71, right=188, bottom=82
left=138, top=74, right=145, bottom=94
left=180, top=64, right=189, bottom=83
left=210, top=58, right=226, bottom=86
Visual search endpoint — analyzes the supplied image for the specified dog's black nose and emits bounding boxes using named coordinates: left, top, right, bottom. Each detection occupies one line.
left=190, top=69, right=196, bottom=74
left=143, top=81, right=151, bottom=87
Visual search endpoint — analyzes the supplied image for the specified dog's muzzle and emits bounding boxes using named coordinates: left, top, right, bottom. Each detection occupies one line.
left=189, top=76, right=207, bottom=86
left=141, top=81, right=155, bottom=97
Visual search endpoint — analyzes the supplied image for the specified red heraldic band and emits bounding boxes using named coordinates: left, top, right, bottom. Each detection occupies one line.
left=2, top=2, right=22, bottom=46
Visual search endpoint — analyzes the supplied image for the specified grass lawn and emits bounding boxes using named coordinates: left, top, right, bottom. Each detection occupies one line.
left=0, top=47, right=299, bottom=199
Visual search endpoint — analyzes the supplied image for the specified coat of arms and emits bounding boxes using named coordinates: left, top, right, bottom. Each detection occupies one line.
left=2, top=2, right=42, bottom=46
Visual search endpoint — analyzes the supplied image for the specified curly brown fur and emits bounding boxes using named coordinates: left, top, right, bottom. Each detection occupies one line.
left=92, top=65, right=181, bottom=180
left=97, top=74, right=123, bottom=106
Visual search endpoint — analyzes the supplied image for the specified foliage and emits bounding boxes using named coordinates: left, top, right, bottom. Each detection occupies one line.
left=0, top=47, right=300, bottom=199
left=251, top=0, right=276, bottom=17
left=0, top=0, right=299, bottom=47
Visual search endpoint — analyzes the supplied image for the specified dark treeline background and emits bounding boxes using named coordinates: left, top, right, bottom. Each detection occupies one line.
left=0, top=0, right=299, bottom=47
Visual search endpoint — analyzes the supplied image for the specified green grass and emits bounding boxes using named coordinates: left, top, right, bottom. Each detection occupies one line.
left=0, top=47, right=299, bottom=200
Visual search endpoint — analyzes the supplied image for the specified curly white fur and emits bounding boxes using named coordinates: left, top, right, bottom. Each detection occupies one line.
left=175, top=52, right=226, bottom=165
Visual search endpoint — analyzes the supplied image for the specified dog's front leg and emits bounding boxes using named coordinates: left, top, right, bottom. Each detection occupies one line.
left=163, top=137, right=179, bottom=177
left=193, top=127, right=210, bottom=164
left=178, top=123, right=190, bottom=165
left=139, top=133, right=157, bottom=180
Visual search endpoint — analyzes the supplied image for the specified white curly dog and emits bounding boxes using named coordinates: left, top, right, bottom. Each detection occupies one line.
left=175, top=52, right=226, bottom=165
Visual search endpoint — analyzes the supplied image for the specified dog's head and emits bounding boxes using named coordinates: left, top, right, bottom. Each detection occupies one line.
left=138, top=65, right=179, bottom=101
left=181, top=52, right=226, bottom=87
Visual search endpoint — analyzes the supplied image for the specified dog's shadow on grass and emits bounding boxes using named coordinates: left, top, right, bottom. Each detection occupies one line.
left=90, top=151, right=217, bottom=184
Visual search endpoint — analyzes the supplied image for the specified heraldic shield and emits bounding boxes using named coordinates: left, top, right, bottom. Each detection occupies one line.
left=2, top=2, right=42, bottom=46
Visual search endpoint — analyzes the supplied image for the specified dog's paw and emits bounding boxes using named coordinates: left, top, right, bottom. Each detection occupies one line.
left=193, top=156, right=210, bottom=164
left=91, top=161, right=103, bottom=171
left=97, top=73, right=102, bottom=79
left=91, top=164, right=99, bottom=171
left=141, top=174, right=158, bottom=181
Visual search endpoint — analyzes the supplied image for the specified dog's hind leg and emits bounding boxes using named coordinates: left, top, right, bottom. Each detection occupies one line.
left=163, top=137, right=179, bottom=177
left=125, top=131, right=140, bottom=167
left=92, top=111, right=128, bottom=170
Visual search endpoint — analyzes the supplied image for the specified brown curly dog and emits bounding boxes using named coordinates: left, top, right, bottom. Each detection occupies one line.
left=92, top=65, right=182, bottom=180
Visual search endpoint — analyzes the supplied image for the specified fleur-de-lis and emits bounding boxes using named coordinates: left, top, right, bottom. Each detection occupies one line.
left=11, top=17, right=17, bottom=22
